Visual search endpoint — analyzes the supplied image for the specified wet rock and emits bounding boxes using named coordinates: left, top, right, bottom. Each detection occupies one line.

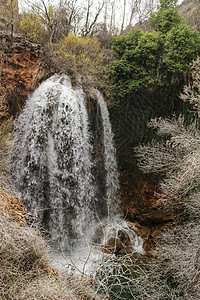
left=103, top=229, right=137, bottom=254
left=121, top=170, right=176, bottom=226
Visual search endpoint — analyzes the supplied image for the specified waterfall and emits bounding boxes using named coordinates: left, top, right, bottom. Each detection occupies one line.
left=13, top=74, right=143, bottom=259
left=94, top=90, right=120, bottom=217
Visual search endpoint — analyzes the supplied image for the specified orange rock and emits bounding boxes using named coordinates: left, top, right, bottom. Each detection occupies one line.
left=0, top=35, right=49, bottom=123
left=134, top=221, right=141, bottom=228
left=0, top=187, right=26, bottom=224
left=43, top=260, right=59, bottom=276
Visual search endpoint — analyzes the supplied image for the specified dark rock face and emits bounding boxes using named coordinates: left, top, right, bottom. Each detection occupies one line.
left=86, top=96, right=108, bottom=219
left=122, top=176, right=176, bottom=226
left=0, top=34, right=49, bottom=122
left=110, top=89, right=185, bottom=227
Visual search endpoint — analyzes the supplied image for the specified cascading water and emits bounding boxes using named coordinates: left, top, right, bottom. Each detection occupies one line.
left=13, top=74, right=143, bottom=267
left=94, top=90, right=120, bottom=217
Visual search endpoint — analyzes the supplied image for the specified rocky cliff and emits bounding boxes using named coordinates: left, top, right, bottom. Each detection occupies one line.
left=0, top=34, right=49, bottom=121
left=178, top=0, right=200, bottom=31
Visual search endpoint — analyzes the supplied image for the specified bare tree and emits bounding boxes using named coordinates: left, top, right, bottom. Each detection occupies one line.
left=128, top=0, right=137, bottom=26
left=0, top=0, right=19, bottom=40
left=81, top=0, right=105, bottom=36
left=109, top=0, right=116, bottom=34
left=21, top=0, right=81, bottom=42
left=120, top=0, right=126, bottom=34
left=57, top=0, right=81, bottom=36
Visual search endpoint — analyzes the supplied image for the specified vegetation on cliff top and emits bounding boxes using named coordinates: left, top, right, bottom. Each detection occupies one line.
left=46, top=34, right=106, bottom=88
left=1, top=0, right=199, bottom=100
left=108, top=4, right=200, bottom=102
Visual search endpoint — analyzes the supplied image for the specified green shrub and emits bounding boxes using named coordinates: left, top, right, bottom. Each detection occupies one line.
left=108, top=8, right=200, bottom=103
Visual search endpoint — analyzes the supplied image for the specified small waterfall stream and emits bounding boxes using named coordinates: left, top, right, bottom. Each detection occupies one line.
left=13, top=74, right=143, bottom=270
left=94, top=90, right=120, bottom=217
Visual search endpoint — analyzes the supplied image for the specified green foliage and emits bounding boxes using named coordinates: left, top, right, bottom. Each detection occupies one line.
left=163, top=23, right=200, bottom=72
left=108, top=7, right=200, bottom=103
left=150, top=8, right=183, bottom=33
left=159, top=0, right=177, bottom=9
left=112, top=30, right=143, bottom=57
left=109, top=31, right=162, bottom=100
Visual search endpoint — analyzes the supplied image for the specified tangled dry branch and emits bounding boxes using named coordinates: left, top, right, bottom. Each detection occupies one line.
left=135, top=116, right=200, bottom=200
left=180, top=56, right=200, bottom=112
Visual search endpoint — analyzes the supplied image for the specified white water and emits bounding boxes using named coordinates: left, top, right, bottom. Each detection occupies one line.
left=13, top=74, right=143, bottom=271
left=94, top=90, right=120, bottom=217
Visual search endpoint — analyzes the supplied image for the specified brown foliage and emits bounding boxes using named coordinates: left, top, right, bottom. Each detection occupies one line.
left=0, top=187, right=26, bottom=224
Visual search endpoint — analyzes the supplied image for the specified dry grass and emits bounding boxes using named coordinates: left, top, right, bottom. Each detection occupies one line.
left=0, top=209, right=48, bottom=298
left=0, top=209, right=109, bottom=300
left=0, top=189, right=108, bottom=300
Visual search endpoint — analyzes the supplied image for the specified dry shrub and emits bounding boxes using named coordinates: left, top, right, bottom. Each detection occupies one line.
left=95, top=253, right=148, bottom=300
left=151, top=224, right=200, bottom=299
left=47, top=35, right=105, bottom=87
left=133, top=111, right=200, bottom=298
left=95, top=219, right=200, bottom=300
left=0, top=208, right=107, bottom=299
left=135, top=116, right=200, bottom=200
left=19, top=13, right=47, bottom=44
left=94, top=192, right=200, bottom=300
left=180, top=56, right=200, bottom=112
left=136, top=190, right=200, bottom=300
left=0, top=210, right=48, bottom=298
left=18, top=273, right=109, bottom=300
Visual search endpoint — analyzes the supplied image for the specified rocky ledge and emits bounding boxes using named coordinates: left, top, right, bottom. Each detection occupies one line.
left=0, top=34, right=50, bottom=121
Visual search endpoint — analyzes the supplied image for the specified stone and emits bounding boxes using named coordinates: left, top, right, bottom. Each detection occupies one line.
left=0, top=34, right=50, bottom=123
